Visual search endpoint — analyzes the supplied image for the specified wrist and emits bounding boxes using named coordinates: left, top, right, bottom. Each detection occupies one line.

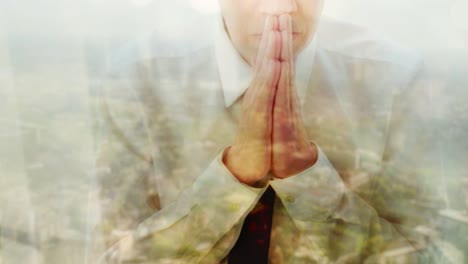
left=222, top=146, right=270, bottom=187
left=272, top=143, right=318, bottom=178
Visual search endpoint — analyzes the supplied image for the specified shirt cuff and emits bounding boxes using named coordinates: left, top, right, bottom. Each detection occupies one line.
left=269, top=142, right=346, bottom=222
left=189, top=145, right=267, bottom=232
left=192, top=145, right=267, bottom=203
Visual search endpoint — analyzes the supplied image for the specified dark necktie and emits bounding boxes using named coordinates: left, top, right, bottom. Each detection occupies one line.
left=227, top=185, right=276, bottom=264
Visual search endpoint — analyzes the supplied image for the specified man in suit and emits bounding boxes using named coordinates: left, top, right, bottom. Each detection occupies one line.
left=96, top=0, right=440, bottom=263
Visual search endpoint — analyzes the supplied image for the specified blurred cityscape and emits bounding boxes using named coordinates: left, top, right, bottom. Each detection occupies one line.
left=1, top=0, right=468, bottom=263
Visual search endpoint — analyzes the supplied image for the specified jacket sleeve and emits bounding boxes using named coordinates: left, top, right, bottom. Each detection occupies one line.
left=99, top=147, right=266, bottom=263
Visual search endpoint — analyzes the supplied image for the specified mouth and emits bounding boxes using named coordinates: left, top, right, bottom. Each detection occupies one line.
left=251, top=32, right=302, bottom=40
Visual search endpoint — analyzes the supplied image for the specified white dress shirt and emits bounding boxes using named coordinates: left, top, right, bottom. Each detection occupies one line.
left=95, top=14, right=438, bottom=263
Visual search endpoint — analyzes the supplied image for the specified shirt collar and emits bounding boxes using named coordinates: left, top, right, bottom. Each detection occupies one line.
left=215, top=15, right=318, bottom=108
